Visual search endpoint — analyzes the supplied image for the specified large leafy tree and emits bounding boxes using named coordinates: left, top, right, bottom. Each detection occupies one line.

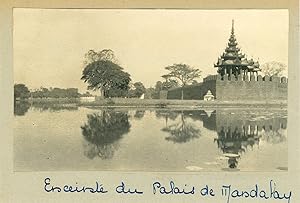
left=161, top=78, right=179, bottom=90
left=162, top=63, right=201, bottom=100
left=261, top=61, right=287, bottom=77
left=81, top=50, right=131, bottom=98
left=84, top=49, right=117, bottom=65
left=14, top=84, right=30, bottom=100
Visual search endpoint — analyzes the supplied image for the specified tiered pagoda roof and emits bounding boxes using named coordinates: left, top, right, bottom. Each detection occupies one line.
left=214, top=20, right=260, bottom=73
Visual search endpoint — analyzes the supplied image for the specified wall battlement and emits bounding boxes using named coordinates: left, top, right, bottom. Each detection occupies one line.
left=205, top=74, right=288, bottom=83
left=166, top=74, right=288, bottom=101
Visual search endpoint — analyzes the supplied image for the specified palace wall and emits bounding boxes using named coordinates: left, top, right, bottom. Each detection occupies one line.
left=167, top=76, right=217, bottom=100
left=165, top=74, right=288, bottom=101
left=216, top=74, right=288, bottom=101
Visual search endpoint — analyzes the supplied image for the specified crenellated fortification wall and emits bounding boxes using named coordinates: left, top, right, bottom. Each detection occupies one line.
left=216, top=74, right=288, bottom=101
left=167, top=79, right=216, bottom=100
left=165, top=74, right=288, bottom=101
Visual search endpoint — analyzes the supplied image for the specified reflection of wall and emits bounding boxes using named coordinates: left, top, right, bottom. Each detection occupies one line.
left=213, top=109, right=287, bottom=155
left=183, top=110, right=216, bottom=131
left=215, top=110, right=287, bottom=133
left=212, top=109, right=287, bottom=169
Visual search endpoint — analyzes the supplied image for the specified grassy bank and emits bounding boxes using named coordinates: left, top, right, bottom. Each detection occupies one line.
left=78, top=98, right=287, bottom=109
left=27, top=98, right=79, bottom=104
left=20, top=97, right=287, bottom=109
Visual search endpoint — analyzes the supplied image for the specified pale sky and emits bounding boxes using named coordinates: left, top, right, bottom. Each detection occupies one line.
left=14, top=9, right=288, bottom=93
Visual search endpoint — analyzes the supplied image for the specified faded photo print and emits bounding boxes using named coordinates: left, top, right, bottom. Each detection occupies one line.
left=14, top=9, right=288, bottom=172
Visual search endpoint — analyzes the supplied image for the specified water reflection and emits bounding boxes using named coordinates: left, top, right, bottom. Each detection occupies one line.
left=31, top=102, right=78, bottom=112
left=156, top=109, right=287, bottom=170
left=14, top=101, right=78, bottom=116
left=15, top=104, right=287, bottom=171
left=215, top=126, right=260, bottom=169
left=14, top=101, right=30, bottom=116
left=260, top=123, right=287, bottom=144
left=134, top=110, right=145, bottom=120
left=158, top=111, right=201, bottom=143
left=81, top=111, right=131, bottom=159
left=156, top=110, right=216, bottom=130
left=213, top=110, right=287, bottom=170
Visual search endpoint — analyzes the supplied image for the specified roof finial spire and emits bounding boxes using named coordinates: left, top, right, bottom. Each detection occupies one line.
left=231, top=19, right=234, bottom=34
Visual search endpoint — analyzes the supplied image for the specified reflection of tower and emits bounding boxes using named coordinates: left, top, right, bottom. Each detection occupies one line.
left=215, top=125, right=260, bottom=168
left=216, top=125, right=260, bottom=153
left=212, top=109, right=287, bottom=169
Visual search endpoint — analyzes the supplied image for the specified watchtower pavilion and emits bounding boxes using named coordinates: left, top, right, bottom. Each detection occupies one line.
left=214, top=20, right=260, bottom=80
left=165, top=20, right=288, bottom=101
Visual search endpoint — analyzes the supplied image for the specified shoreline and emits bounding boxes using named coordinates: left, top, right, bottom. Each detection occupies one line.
left=17, top=98, right=287, bottom=109
left=79, top=98, right=287, bottom=109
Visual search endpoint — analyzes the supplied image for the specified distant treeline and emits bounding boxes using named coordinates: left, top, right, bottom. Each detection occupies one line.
left=31, top=87, right=83, bottom=98
left=14, top=84, right=93, bottom=100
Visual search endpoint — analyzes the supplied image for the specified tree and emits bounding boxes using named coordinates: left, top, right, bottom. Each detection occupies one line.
left=162, top=63, right=201, bottom=100
left=261, top=61, right=287, bottom=77
left=161, top=78, right=179, bottom=90
left=14, top=84, right=30, bottom=100
left=144, top=87, right=155, bottom=99
left=84, top=49, right=118, bottom=65
left=81, top=57, right=131, bottom=98
left=128, top=82, right=146, bottom=98
left=81, top=91, right=93, bottom=97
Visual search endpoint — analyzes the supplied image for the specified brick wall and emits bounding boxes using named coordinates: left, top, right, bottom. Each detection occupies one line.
left=215, top=75, right=288, bottom=101
left=166, top=74, right=288, bottom=101
left=167, top=78, right=216, bottom=100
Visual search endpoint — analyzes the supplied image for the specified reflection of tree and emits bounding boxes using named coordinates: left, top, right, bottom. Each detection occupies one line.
left=162, top=112, right=201, bottom=143
left=155, top=110, right=179, bottom=127
left=133, top=110, right=145, bottom=120
left=31, top=102, right=78, bottom=112
left=260, top=125, right=287, bottom=144
left=14, top=101, right=30, bottom=116
left=155, top=110, right=179, bottom=120
left=81, top=111, right=130, bottom=159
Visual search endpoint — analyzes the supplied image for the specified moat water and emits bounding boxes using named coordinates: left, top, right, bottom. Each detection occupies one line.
left=14, top=102, right=288, bottom=172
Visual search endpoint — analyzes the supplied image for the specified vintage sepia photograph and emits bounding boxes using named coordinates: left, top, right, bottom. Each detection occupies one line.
left=13, top=9, right=288, bottom=172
